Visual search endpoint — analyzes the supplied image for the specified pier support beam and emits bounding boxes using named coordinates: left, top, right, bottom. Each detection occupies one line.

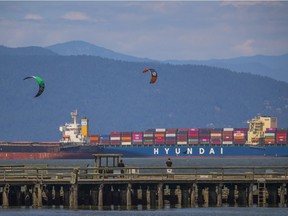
left=137, top=188, right=143, bottom=205
left=248, top=183, right=253, bottom=207
left=32, top=184, right=42, bottom=208
left=175, top=185, right=182, bottom=207
left=69, top=184, right=78, bottom=209
left=126, top=183, right=132, bottom=209
left=2, top=184, right=10, bottom=208
left=146, top=187, right=151, bottom=207
left=157, top=183, right=163, bottom=208
left=190, top=183, right=197, bottom=207
left=203, top=187, right=209, bottom=207
left=98, top=184, right=104, bottom=209
left=280, top=184, right=285, bottom=207
left=69, top=168, right=79, bottom=209
left=217, top=184, right=223, bottom=207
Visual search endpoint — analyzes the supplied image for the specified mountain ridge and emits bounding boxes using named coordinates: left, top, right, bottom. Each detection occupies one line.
left=46, top=40, right=154, bottom=62
left=0, top=45, right=58, bottom=56
left=2, top=40, right=287, bottom=82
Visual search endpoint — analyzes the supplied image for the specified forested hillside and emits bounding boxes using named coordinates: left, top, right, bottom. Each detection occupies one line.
left=1, top=49, right=288, bottom=141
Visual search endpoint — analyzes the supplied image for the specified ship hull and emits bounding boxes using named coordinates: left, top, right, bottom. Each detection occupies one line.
left=0, top=152, right=96, bottom=160
left=1, top=142, right=288, bottom=160
left=96, top=145, right=288, bottom=158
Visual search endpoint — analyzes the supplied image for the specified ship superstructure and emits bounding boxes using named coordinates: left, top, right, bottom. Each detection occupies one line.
left=246, top=116, right=278, bottom=145
left=59, top=110, right=89, bottom=144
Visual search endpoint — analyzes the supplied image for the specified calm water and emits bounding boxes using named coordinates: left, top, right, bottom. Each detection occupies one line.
left=0, top=207, right=288, bottom=216
left=1, top=157, right=288, bottom=167
left=0, top=158, right=288, bottom=216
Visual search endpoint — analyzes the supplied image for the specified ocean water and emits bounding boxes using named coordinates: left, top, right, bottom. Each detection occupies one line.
left=0, top=158, right=288, bottom=216
left=1, top=157, right=288, bottom=167
left=0, top=207, right=288, bottom=216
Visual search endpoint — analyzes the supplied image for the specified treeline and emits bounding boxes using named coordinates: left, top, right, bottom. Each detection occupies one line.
left=1, top=54, right=288, bottom=141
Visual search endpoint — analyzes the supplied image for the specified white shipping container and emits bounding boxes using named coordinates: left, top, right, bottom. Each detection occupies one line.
left=121, top=142, right=131, bottom=145
left=177, top=141, right=187, bottom=145
left=223, top=141, right=233, bottom=145
left=156, top=128, right=166, bottom=132
left=166, top=133, right=176, bottom=137
left=224, top=128, right=234, bottom=131
left=110, top=137, right=121, bottom=141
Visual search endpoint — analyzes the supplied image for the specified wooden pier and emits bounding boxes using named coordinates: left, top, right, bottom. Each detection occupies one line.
left=0, top=156, right=287, bottom=209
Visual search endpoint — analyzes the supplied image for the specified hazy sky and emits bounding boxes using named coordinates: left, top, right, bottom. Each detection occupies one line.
left=0, top=0, right=288, bottom=60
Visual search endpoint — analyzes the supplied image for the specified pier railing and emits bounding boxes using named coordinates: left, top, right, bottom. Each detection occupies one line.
left=0, top=165, right=287, bottom=184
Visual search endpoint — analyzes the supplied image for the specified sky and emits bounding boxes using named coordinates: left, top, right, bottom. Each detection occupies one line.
left=0, top=1, right=288, bottom=60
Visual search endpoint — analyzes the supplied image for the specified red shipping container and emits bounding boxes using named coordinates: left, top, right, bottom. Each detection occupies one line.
left=166, top=140, right=176, bottom=145
left=110, top=141, right=121, bottom=145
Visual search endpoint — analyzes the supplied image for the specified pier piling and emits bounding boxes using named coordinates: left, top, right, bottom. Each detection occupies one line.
left=98, top=184, right=103, bottom=208
left=69, top=184, right=78, bottom=209
left=190, top=183, right=197, bottom=207
left=0, top=165, right=287, bottom=209
left=217, top=184, right=223, bottom=207
left=2, top=184, right=9, bottom=208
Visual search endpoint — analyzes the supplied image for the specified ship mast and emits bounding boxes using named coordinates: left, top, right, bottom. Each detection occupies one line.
left=71, top=110, right=78, bottom=125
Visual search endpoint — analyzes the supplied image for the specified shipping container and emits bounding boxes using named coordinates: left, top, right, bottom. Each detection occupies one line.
left=121, top=142, right=131, bottom=146
left=177, top=141, right=187, bottom=145
left=110, top=140, right=121, bottom=145
left=122, top=136, right=132, bottom=141
left=89, top=135, right=100, bottom=145
left=132, top=132, right=143, bottom=140
left=110, top=137, right=121, bottom=141
left=276, top=129, right=287, bottom=144
left=155, top=128, right=166, bottom=132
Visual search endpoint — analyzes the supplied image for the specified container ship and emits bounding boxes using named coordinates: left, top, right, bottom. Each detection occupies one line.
left=0, top=111, right=288, bottom=160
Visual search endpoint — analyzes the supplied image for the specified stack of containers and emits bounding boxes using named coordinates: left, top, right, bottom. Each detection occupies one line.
left=165, top=128, right=177, bottom=145
left=89, top=135, right=99, bottom=145
left=177, top=128, right=188, bottom=145
left=199, top=129, right=210, bottom=145
left=233, top=128, right=246, bottom=144
left=132, top=132, right=143, bottom=145
left=121, top=132, right=132, bottom=146
left=210, top=128, right=222, bottom=145
left=265, top=128, right=276, bottom=145
left=276, top=129, right=287, bottom=144
left=154, top=128, right=165, bottom=145
left=143, top=129, right=154, bottom=145
left=188, top=128, right=199, bottom=144
left=110, top=132, right=121, bottom=145
left=222, top=128, right=234, bottom=145
left=99, top=135, right=110, bottom=145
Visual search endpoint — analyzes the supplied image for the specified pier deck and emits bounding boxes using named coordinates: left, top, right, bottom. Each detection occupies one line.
left=0, top=165, right=288, bottom=208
